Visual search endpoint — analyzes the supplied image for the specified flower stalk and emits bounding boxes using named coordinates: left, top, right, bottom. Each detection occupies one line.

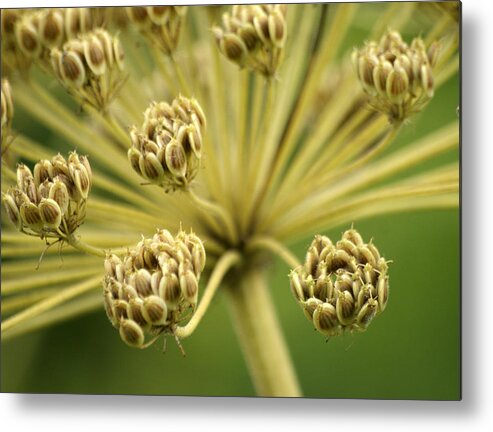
left=225, top=269, right=302, bottom=397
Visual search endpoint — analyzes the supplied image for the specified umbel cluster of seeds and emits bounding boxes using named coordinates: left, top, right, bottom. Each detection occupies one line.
left=290, top=229, right=389, bottom=338
left=103, top=229, right=206, bottom=348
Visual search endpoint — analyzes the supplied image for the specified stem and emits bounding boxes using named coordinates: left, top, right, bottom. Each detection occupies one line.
left=248, top=236, right=301, bottom=270
left=186, top=188, right=237, bottom=244
left=2, top=275, right=101, bottom=334
left=65, top=233, right=109, bottom=258
left=225, top=270, right=302, bottom=397
left=171, top=57, right=192, bottom=96
left=174, top=250, right=241, bottom=339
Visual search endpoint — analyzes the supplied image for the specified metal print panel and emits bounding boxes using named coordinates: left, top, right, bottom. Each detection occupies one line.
left=1, top=2, right=460, bottom=399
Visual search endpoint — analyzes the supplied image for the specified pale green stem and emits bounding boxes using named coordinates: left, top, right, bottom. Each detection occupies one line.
left=3, top=267, right=101, bottom=295
left=2, top=292, right=102, bottom=341
left=225, top=270, right=302, bottom=397
left=2, top=275, right=101, bottom=334
left=174, top=250, right=241, bottom=339
left=65, top=233, right=110, bottom=258
left=171, top=56, right=192, bottom=96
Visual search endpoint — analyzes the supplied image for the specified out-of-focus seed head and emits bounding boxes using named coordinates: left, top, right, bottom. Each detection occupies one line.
left=213, top=4, right=288, bottom=77
left=38, top=9, right=65, bottom=49
left=50, top=28, right=125, bottom=111
left=129, top=97, right=206, bottom=191
left=126, top=5, right=187, bottom=56
left=353, top=29, right=440, bottom=123
left=288, top=228, right=390, bottom=339
left=102, top=229, right=206, bottom=349
left=2, top=190, right=22, bottom=230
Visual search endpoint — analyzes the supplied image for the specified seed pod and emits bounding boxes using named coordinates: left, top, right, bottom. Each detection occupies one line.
left=38, top=198, right=62, bottom=229
left=267, top=9, right=286, bottom=47
left=165, top=141, right=187, bottom=179
left=57, top=50, right=86, bottom=88
left=336, top=290, right=355, bottom=326
left=139, top=152, right=165, bottom=181
left=20, top=202, right=42, bottom=229
left=1, top=79, right=14, bottom=130
left=377, top=275, right=389, bottom=312
left=386, top=65, right=409, bottom=104
left=69, top=162, right=91, bottom=199
left=113, top=36, right=125, bottom=71
left=33, top=160, right=54, bottom=187
left=83, top=33, right=106, bottom=75
left=127, top=298, right=148, bottom=328
left=373, top=60, right=393, bottom=96
left=356, top=298, right=379, bottom=329
left=119, top=319, right=145, bottom=348
left=302, top=297, right=323, bottom=322
left=179, top=269, right=199, bottom=304
left=142, top=295, right=168, bottom=325
left=313, top=303, right=339, bottom=336
left=38, top=9, right=64, bottom=48
left=16, top=164, right=33, bottom=190
left=290, top=270, right=305, bottom=302
left=159, top=272, right=181, bottom=310
left=147, top=6, right=171, bottom=25
left=420, top=63, right=434, bottom=98
left=2, top=192, right=22, bottom=230
left=15, top=17, right=41, bottom=58
left=24, top=178, right=39, bottom=204
left=133, top=269, right=153, bottom=298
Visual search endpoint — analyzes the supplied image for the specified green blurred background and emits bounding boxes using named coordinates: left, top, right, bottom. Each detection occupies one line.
left=1, top=3, right=460, bottom=399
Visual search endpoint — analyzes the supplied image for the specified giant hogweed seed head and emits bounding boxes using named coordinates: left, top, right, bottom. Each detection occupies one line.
left=289, top=229, right=390, bottom=338
left=102, top=229, right=206, bottom=348
left=50, top=28, right=125, bottom=110
left=213, top=4, right=287, bottom=77
left=2, top=152, right=92, bottom=238
left=128, top=96, right=206, bottom=191
left=126, top=6, right=187, bottom=56
left=353, top=29, right=440, bottom=123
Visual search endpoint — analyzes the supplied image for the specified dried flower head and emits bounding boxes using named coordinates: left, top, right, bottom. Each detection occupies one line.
left=353, top=29, right=439, bottom=123
left=289, top=229, right=389, bottom=338
left=213, top=4, right=287, bottom=77
left=126, top=6, right=187, bottom=56
left=2, top=151, right=92, bottom=239
left=103, top=229, right=206, bottom=348
left=50, top=28, right=125, bottom=110
left=128, top=96, right=206, bottom=191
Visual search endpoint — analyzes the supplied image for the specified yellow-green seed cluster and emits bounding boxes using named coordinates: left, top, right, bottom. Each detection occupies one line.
left=50, top=28, right=125, bottom=110
left=1, top=8, right=106, bottom=76
left=126, top=6, right=187, bottom=56
left=103, top=229, right=206, bottom=348
left=213, top=4, right=287, bottom=77
left=2, top=152, right=92, bottom=238
left=353, top=29, right=439, bottom=123
left=289, top=229, right=389, bottom=338
left=128, top=96, right=206, bottom=191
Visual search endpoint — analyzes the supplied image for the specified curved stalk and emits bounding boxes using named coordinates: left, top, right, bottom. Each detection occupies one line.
left=174, top=250, right=241, bottom=339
